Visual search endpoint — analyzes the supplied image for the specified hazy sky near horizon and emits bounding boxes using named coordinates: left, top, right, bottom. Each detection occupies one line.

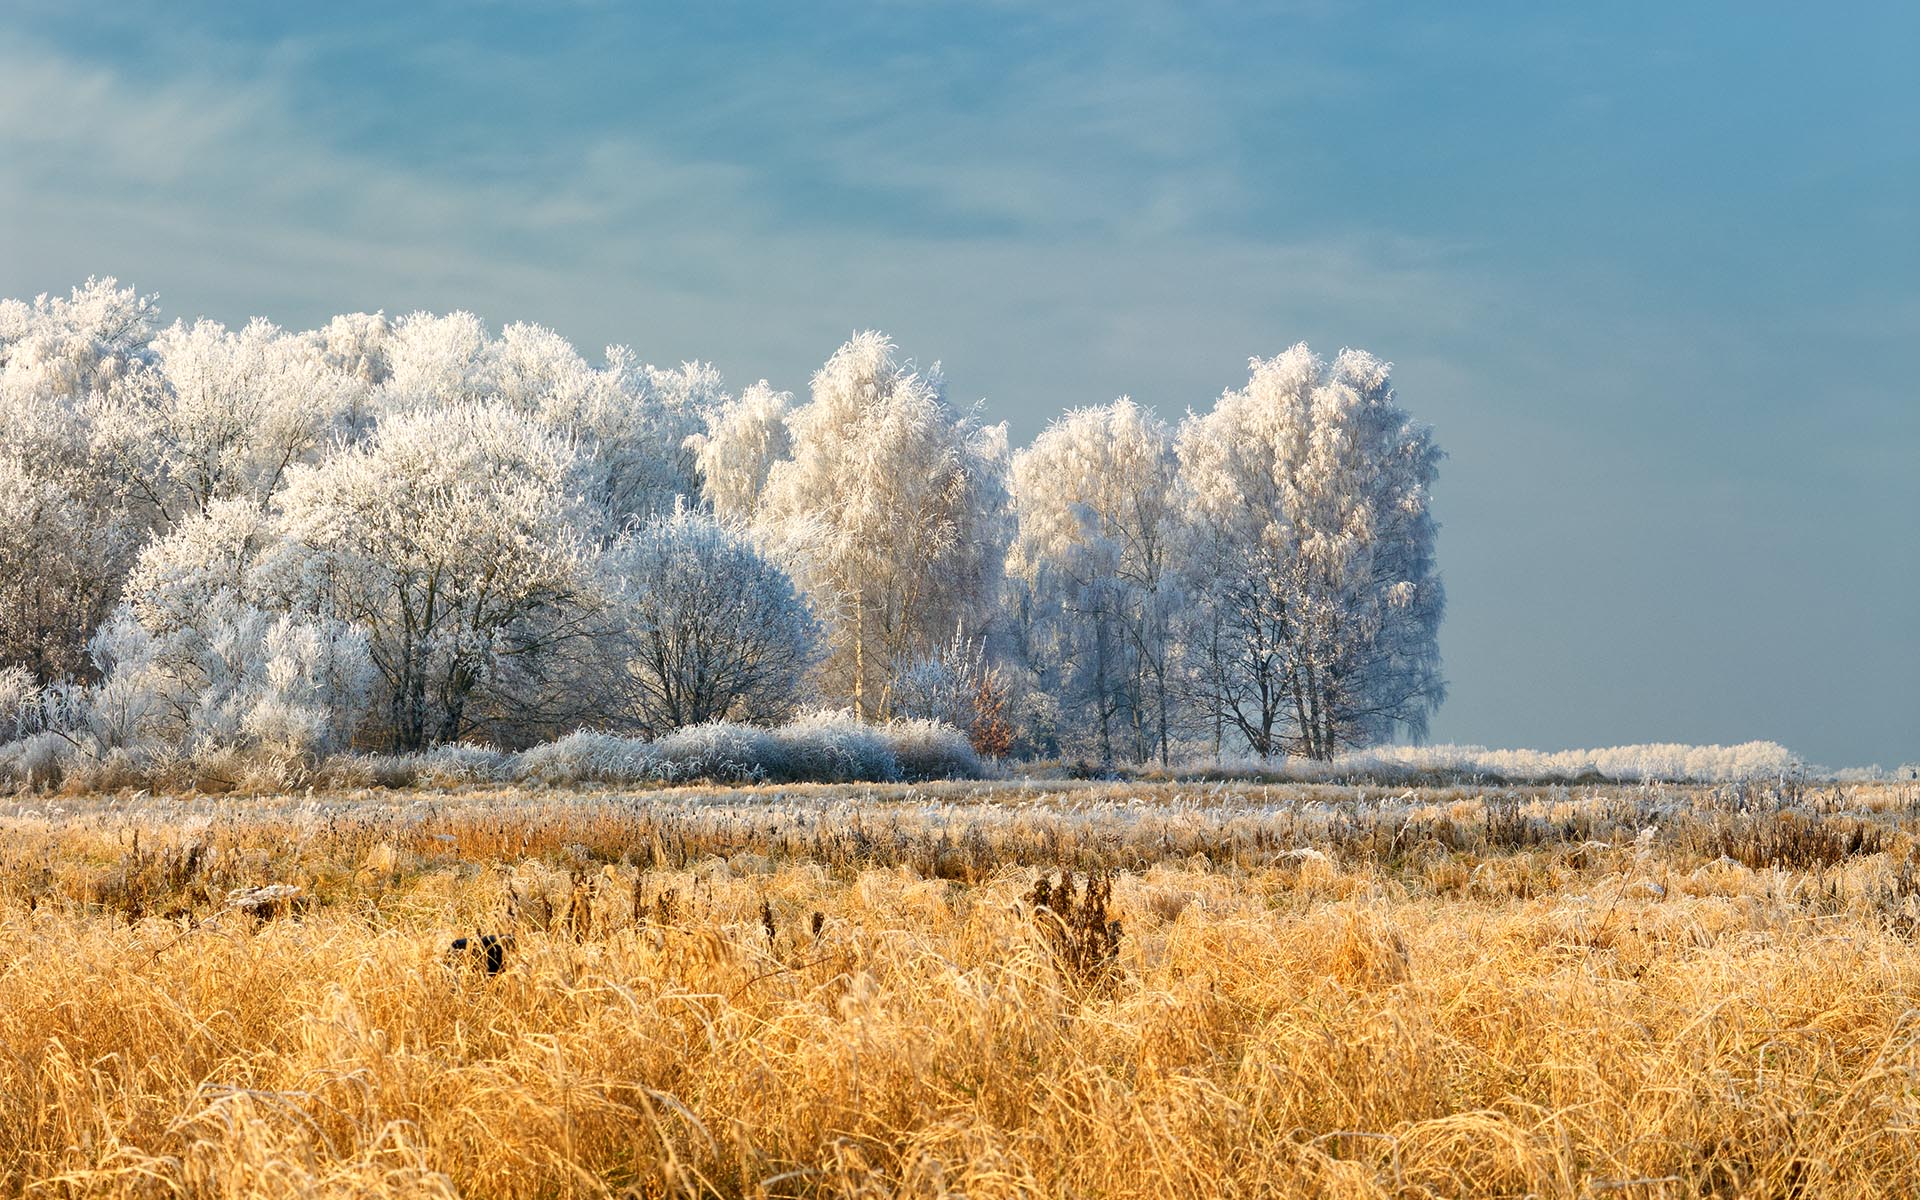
left=2, top=2, right=1914, bottom=767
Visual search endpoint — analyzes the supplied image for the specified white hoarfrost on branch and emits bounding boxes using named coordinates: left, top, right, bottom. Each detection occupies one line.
left=690, top=381, right=794, bottom=524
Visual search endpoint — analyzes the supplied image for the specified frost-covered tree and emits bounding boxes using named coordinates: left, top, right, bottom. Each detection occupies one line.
left=275, top=402, right=602, bottom=749
left=1010, top=399, right=1184, bottom=765
left=644, top=359, right=731, bottom=498
left=0, top=278, right=163, bottom=680
left=132, top=317, right=366, bottom=517
left=0, top=455, right=143, bottom=681
left=690, top=381, right=793, bottom=523
left=493, top=327, right=706, bottom=532
left=603, top=508, right=818, bottom=733
left=373, top=313, right=709, bottom=533
left=756, top=332, right=1009, bottom=718
left=376, top=310, right=495, bottom=410
left=0, top=275, right=159, bottom=400
left=1177, top=345, right=1444, bottom=759
left=87, top=498, right=374, bottom=755
left=308, top=311, right=392, bottom=378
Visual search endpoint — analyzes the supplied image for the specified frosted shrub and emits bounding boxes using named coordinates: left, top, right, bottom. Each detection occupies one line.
left=776, top=710, right=901, bottom=783
left=501, top=717, right=981, bottom=787
left=91, top=599, right=373, bottom=758
left=1344, top=741, right=1803, bottom=783
left=340, top=754, right=420, bottom=790
left=0, top=667, right=38, bottom=739
left=514, top=730, right=652, bottom=786
left=81, top=670, right=166, bottom=753
left=84, top=499, right=377, bottom=758
left=648, top=722, right=784, bottom=783
left=241, top=616, right=377, bottom=756
left=892, top=631, right=1014, bottom=758
left=417, top=743, right=511, bottom=785
left=884, top=718, right=984, bottom=781
left=0, top=734, right=61, bottom=789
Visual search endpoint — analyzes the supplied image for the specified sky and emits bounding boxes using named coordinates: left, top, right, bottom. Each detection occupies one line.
left=2, top=2, right=1915, bottom=768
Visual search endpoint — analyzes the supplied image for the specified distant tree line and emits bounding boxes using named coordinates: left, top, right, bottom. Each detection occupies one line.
left=0, top=278, right=1444, bottom=764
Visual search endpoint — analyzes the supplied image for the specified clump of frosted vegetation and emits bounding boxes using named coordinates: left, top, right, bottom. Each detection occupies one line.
left=0, top=734, right=70, bottom=791
left=0, top=667, right=38, bottom=739
left=515, top=731, right=653, bottom=786
left=1197, top=741, right=1803, bottom=784
left=500, top=713, right=984, bottom=787
left=648, top=722, right=786, bottom=783
left=0, top=708, right=984, bottom=793
left=772, top=710, right=901, bottom=783
left=416, top=743, right=513, bottom=785
left=324, top=715, right=983, bottom=792
left=883, top=718, right=985, bottom=782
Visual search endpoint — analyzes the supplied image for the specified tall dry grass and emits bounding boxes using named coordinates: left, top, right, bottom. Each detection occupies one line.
left=3, top=779, right=1919, bottom=1197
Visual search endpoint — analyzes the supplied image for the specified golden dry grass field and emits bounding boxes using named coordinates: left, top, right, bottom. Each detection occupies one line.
left=4, top=777, right=1920, bottom=1198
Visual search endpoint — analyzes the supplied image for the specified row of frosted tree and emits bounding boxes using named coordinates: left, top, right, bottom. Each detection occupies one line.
left=0, top=278, right=1444, bottom=765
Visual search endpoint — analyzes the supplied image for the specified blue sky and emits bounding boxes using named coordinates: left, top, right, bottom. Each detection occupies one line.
left=2, top=2, right=1915, bottom=767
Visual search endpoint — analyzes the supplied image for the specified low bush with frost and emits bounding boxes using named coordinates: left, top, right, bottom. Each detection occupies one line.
left=647, top=722, right=784, bottom=783
left=15, top=721, right=1817, bottom=794
left=774, top=710, right=901, bottom=783
left=0, top=667, right=37, bottom=739
left=513, top=731, right=651, bottom=786
left=0, top=732, right=76, bottom=790
left=416, top=743, right=512, bottom=785
left=884, top=718, right=984, bottom=781
left=1187, top=740, right=1804, bottom=784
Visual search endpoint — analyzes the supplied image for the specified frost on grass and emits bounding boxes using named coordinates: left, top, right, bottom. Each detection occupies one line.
left=4, top=779, right=1920, bottom=1196
left=1191, top=740, right=1806, bottom=784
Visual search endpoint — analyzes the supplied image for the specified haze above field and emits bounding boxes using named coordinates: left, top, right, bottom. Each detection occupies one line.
left=1, top=2, right=1913, bottom=768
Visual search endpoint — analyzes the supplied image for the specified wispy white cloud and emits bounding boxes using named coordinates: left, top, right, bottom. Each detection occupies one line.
left=0, top=30, right=1481, bottom=409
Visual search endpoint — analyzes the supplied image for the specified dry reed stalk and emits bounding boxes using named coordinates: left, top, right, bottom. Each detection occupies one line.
left=0, top=780, right=1916, bottom=1197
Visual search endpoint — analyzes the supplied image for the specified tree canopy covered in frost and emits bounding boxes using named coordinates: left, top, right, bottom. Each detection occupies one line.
left=689, top=381, right=793, bottom=524
left=753, top=332, right=1010, bottom=721
left=0, top=278, right=1453, bottom=766
left=0, top=278, right=165, bottom=680
left=276, top=402, right=607, bottom=749
left=141, top=317, right=368, bottom=517
left=1178, top=346, right=1445, bottom=758
left=1011, top=399, right=1184, bottom=765
left=603, top=508, right=818, bottom=734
